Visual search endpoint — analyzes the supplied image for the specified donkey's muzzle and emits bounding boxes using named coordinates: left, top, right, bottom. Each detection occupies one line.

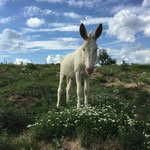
left=86, top=68, right=94, bottom=75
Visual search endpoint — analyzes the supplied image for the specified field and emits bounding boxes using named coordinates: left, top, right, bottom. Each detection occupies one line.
left=0, top=63, right=150, bottom=150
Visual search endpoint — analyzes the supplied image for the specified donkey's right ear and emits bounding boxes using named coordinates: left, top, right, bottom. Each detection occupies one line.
left=80, top=23, right=88, bottom=40
left=92, top=24, right=103, bottom=40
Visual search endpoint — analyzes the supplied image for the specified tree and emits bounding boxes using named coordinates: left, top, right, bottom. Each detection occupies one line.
left=97, top=49, right=117, bottom=66
left=120, top=60, right=129, bottom=71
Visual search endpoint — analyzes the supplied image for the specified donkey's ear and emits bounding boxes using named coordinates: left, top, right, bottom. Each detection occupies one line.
left=92, top=24, right=103, bottom=40
left=80, top=23, right=88, bottom=40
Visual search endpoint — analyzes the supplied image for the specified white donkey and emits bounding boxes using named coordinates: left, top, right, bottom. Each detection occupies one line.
left=57, top=23, right=103, bottom=108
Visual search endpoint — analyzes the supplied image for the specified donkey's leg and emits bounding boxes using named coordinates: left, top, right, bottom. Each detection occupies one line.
left=84, top=76, right=89, bottom=105
left=66, top=78, right=73, bottom=104
left=76, top=72, right=82, bottom=108
left=57, top=74, right=64, bottom=107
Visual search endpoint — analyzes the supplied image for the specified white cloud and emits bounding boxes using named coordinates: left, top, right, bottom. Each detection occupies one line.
left=107, top=10, right=147, bottom=42
left=14, top=58, right=31, bottom=65
left=26, top=17, right=45, bottom=27
left=0, top=16, right=12, bottom=24
left=0, top=0, right=8, bottom=7
left=80, top=2, right=150, bottom=42
left=0, top=28, right=79, bottom=53
left=56, top=25, right=79, bottom=32
left=64, top=12, right=81, bottom=19
left=36, top=0, right=119, bottom=8
left=40, top=0, right=126, bottom=8
left=1, top=28, right=21, bottom=40
left=0, top=28, right=28, bottom=53
left=142, top=0, right=150, bottom=7
left=1, top=54, right=10, bottom=58
left=129, top=50, right=150, bottom=64
left=23, top=5, right=52, bottom=17
left=48, top=22, right=66, bottom=27
left=82, top=16, right=110, bottom=25
left=23, top=6, right=41, bottom=16
left=144, top=26, right=150, bottom=37
left=46, top=54, right=63, bottom=64
left=66, top=0, right=95, bottom=8
left=43, top=9, right=52, bottom=15
left=0, top=28, right=21, bottom=50
left=24, top=37, right=79, bottom=50
left=119, top=43, right=150, bottom=64
left=23, top=24, right=79, bottom=33
left=36, top=0, right=92, bottom=7
left=36, top=0, right=64, bottom=3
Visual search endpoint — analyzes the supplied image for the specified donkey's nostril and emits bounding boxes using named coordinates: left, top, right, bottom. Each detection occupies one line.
left=86, top=68, right=94, bottom=75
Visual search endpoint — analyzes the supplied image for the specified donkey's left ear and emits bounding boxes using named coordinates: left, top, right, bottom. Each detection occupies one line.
left=80, top=23, right=88, bottom=40
left=92, top=24, right=103, bottom=40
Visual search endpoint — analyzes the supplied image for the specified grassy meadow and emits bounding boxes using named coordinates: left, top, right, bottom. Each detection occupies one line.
left=0, top=63, right=150, bottom=150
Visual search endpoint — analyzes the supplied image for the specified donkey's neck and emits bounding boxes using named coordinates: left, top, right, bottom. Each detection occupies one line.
left=75, top=45, right=86, bottom=68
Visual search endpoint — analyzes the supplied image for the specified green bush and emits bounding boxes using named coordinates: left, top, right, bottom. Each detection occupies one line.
left=138, top=74, right=150, bottom=84
left=115, top=86, right=133, bottom=100
left=0, top=131, right=15, bottom=150
left=0, top=101, right=31, bottom=134
left=118, top=126, right=145, bottom=150
left=18, top=136, right=37, bottom=150
left=27, top=92, right=150, bottom=149
left=27, top=63, right=37, bottom=70
left=136, top=90, right=150, bottom=105
left=120, top=60, right=129, bottom=71
left=97, top=49, right=117, bottom=66
left=0, top=74, right=18, bottom=88
left=30, top=105, right=118, bottom=142
left=97, top=76, right=107, bottom=83
left=103, top=69, right=114, bottom=77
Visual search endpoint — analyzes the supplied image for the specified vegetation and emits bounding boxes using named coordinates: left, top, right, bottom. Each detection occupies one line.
left=0, top=63, right=150, bottom=150
left=120, top=60, right=129, bottom=71
left=96, top=49, right=117, bottom=66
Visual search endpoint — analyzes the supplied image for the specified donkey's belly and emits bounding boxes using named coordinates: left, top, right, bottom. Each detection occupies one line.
left=61, top=67, right=86, bottom=79
left=64, top=71, right=75, bottom=79
left=60, top=52, right=76, bottom=78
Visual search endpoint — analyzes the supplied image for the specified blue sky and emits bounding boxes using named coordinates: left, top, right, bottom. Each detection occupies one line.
left=0, top=0, right=150, bottom=64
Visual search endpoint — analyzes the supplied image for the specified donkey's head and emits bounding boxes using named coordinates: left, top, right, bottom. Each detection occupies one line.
left=79, top=23, right=103, bottom=75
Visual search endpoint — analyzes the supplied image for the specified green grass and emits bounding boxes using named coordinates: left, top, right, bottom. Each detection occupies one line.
left=0, top=63, right=150, bottom=150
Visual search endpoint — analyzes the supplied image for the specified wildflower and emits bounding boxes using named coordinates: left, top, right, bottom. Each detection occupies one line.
left=27, top=124, right=33, bottom=128
left=75, top=120, right=78, bottom=123
left=145, top=134, right=150, bottom=138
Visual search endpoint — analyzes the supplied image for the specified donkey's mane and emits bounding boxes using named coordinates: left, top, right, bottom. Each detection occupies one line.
left=88, top=31, right=92, bottom=38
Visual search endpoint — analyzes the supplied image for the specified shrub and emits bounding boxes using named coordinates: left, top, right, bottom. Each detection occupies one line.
left=27, top=63, right=37, bottom=70
left=103, top=69, right=114, bottom=77
left=97, top=76, right=107, bottom=83
left=18, top=136, right=37, bottom=150
left=0, top=131, right=15, bottom=150
left=0, top=101, right=31, bottom=134
left=27, top=92, right=150, bottom=149
left=30, top=105, right=118, bottom=142
left=138, top=74, right=150, bottom=84
left=120, top=60, right=129, bottom=71
left=97, top=49, right=117, bottom=66
left=115, top=85, right=133, bottom=100
left=135, top=90, right=150, bottom=105
left=0, top=74, right=18, bottom=88
left=118, top=126, right=145, bottom=150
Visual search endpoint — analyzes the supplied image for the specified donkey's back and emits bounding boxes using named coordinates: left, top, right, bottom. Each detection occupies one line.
left=60, top=51, right=76, bottom=79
